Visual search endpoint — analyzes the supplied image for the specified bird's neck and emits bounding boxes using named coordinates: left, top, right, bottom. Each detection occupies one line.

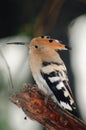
left=29, top=50, right=63, bottom=73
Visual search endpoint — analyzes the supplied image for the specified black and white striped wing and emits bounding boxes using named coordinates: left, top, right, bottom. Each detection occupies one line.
left=40, top=62, right=77, bottom=116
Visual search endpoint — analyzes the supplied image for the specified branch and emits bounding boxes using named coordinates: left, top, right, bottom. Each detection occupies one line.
left=9, top=84, right=86, bottom=130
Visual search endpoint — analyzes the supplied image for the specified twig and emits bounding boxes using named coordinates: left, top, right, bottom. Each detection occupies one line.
left=9, top=84, right=86, bottom=130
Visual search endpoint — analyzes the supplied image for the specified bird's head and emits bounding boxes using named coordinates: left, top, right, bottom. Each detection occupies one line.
left=29, top=36, right=70, bottom=53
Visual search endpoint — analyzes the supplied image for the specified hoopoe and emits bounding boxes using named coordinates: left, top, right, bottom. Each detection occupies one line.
left=29, top=36, right=78, bottom=117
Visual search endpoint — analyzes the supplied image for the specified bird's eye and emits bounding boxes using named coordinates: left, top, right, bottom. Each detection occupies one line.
left=35, top=45, right=38, bottom=48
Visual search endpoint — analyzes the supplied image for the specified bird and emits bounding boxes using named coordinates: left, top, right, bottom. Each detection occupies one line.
left=29, top=36, right=78, bottom=117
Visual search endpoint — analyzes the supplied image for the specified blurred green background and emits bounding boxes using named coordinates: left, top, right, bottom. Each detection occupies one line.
left=0, top=0, right=86, bottom=130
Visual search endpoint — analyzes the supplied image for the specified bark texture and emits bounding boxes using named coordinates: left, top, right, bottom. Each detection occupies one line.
left=10, top=84, right=86, bottom=130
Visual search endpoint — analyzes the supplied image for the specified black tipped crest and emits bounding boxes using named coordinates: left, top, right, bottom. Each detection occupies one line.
left=49, top=39, right=53, bottom=43
left=41, top=35, right=50, bottom=39
left=41, top=36, right=44, bottom=38
left=46, top=36, right=50, bottom=38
